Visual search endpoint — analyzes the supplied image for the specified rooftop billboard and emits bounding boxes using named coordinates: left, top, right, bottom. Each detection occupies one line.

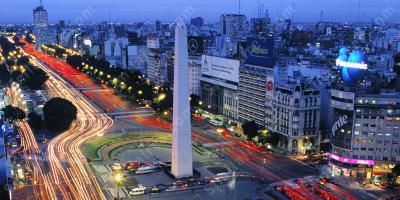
left=244, top=37, right=274, bottom=68
left=336, top=47, right=368, bottom=85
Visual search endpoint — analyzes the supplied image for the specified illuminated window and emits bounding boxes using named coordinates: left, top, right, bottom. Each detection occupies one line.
left=354, top=131, right=360, bottom=135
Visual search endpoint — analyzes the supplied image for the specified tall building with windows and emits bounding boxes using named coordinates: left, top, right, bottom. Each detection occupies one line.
left=330, top=88, right=400, bottom=179
left=238, top=65, right=270, bottom=126
left=33, top=0, right=48, bottom=51
left=272, top=80, right=321, bottom=155
left=220, top=14, right=248, bottom=39
left=238, top=37, right=274, bottom=127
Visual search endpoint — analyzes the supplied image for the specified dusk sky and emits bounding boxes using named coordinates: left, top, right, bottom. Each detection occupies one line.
left=1, top=0, right=399, bottom=24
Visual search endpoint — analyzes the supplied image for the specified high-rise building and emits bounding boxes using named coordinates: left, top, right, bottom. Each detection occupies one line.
left=329, top=48, right=400, bottom=180
left=330, top=88, right=400, bottom=179
left=250, top=9, right=271, bottom=36
left=146, top=36, right=169, bottom=84
left=220, top=14, right=247, bottom=39
left=59, top=20, right=65, bottom=29
left=272, top=80, right=321, bottom=155
left=171, top=22, right=193, bottom=178
left=238, top=65, right=271, bottom=126
left=238, top=37, right=274, bottom=127
left=190, top=17, right=204, bottom=28
left=33, top=0, right=48, bottom=51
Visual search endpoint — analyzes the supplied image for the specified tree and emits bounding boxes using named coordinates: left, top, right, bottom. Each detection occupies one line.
left=0, top=66, right=10, bottom=86
left=265, top=132, right=280, bottom=146
left=22, top=66, right=48, bottom=90
left=386, top=164, right=400, bottom=190
left=43, top=98, right=77, bottom=133
left=190, top=94, right=201, bottom=109
left=27, top=112, right=44, bottom=131
left=242, top=121, right=259, bottom=140
left=393, top=164, right=400, bottom=176
left=2, top=105, right=26, bottom=121
left=16, top=56, right=30, bottom=66
left=395, top=53, right=400, bottom=75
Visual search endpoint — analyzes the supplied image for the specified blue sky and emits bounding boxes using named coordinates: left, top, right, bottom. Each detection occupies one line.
left=1, top=0, right=399, bottom=24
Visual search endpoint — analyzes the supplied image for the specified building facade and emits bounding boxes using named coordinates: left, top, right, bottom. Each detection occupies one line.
left=330, top=89, right=400, bottom=179
left=33, top=1, right=48, bottom=51
left=220, top=14, right=248, bottom=39
left=272, top=81, right=321, bottom=155
left=238, top=65, right=271, bottom=127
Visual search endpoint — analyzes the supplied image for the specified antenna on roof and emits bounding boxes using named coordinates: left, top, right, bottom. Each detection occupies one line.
left=291, top=0, right=295, bottom=23
left=238, top=0, right=241, bottom=15
left=39, top=0, right=43, bottom=7
left=320, top=9, right=324, bottom=23
left=357, top=0, right=361, bottom=24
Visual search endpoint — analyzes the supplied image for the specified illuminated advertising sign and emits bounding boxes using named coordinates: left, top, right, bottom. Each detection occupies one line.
left=266, top=75, right=274, bottom=100
left=201, top=55, right=240, bottom=83
left=336, top=47, right=368, bottom=85
left=188, top=36, right=203, bottom=56
left=330, top=108, right=353, bottom=150
left=245, top=37, right=274, bottom=68
left=328, top=153, right=375, bottom=165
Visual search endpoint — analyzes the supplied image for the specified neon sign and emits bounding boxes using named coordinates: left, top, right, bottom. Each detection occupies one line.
left=328, top=153, right=375, bottom=165
left=335, top=59, right=367, bottom=70
left=336, top=47, right=368, bottom=85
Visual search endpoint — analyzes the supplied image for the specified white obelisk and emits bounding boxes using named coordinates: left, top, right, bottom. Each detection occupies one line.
left=171, top=22, right=193, bottom=178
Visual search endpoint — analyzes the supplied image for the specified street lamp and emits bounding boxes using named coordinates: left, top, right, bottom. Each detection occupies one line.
left=115, top=173, right=122, bottom=200
left=263, top=158, right=266, bottom=179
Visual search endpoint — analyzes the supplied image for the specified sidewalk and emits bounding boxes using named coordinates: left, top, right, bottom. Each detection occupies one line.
left=320, top=165, right=383, bottom=191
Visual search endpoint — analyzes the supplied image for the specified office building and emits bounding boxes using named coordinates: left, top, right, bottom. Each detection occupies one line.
left=33, top=0, right=48, bottom=51
left=220, top=14, right=248, bottom=39
left=272, top=79, right=321, bottom=155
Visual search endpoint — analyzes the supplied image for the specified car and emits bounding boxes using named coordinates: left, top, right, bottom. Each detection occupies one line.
left=124, top=161, right=141, bottom=170
left=151, top=187, right=161, bottom=193
left=151, top=184, right=166, bottom=193
left=129, top=185, right=146, bottom=196
left=111, top=163, right=122, bottom=171
left=173, top=181, right=184, bottom=187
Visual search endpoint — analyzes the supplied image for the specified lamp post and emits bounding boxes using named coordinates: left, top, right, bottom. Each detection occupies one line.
left=217, top=129, right=223, bottom=156
left=115, top=173, right=122, bottom=200
left=263, top=158, right=266, bottom=178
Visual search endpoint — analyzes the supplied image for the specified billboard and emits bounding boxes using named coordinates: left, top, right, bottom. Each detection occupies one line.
left=330, top=107, right=354, bottom=150
left=202, top=55, right=240, bottom=83
left=244, top=37, right=274, bottom=67
left=336, top=47, right=368, bottom=85
left=188, top=36, right=204, bottom=56
left=266, top=75, right=274, bottom=100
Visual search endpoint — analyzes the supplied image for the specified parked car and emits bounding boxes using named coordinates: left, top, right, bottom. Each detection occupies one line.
left=129, top=185, right=146, bottom=196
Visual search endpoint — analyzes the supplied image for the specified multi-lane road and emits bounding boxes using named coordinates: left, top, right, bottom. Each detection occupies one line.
left=14, top=41, right=114, bottom=200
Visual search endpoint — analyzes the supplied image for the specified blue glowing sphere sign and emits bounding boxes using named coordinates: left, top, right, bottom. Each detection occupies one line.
left=336, top=48, right=368, bottom=85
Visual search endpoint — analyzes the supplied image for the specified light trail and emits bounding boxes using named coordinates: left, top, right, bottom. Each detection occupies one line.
left=19, top=40, right=113, bottom=200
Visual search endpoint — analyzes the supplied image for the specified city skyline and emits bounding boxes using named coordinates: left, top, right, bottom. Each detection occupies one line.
left=0, top=0, right=399, bottom=24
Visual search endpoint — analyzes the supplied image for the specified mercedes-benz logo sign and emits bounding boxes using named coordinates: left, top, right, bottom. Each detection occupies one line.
left=188, top=39, right=198, bottom=53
